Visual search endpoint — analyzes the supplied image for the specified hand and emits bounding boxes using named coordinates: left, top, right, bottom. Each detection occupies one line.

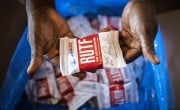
left=26, top=3, right=73, bottom=75
left=120, top=0, right=160, bottom=64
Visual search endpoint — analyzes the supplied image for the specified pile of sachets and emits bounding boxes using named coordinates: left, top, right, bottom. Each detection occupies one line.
left=26, top=15, right=145, bottom=110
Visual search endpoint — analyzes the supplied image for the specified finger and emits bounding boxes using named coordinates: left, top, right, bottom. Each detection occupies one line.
left=47, top=56, right=59, bottom=67
left=101, top=28, right=111, bottom=32
left=27, top=35, right=44, bottom=75
left=120, top=29, right=142, bottom=63
left=124, top=48, right=141, bottom=63
left=101, top=26, right=118, bottom=31
left=137, top=31, right=160, bottom=64
left=142, top=46, right=160, bottom=64
left=44, top=41, right=59, bottom=67
left=72, top=72, right=86, bottom=80
left=46, top=12, right=73, bottom=66
left=135, top=24, right=160, bottom=64
left=27, top=56, right=43, bottom=75
left=44, top=48, right=59, bottom=60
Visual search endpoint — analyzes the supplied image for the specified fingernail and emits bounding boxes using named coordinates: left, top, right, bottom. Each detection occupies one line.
left=27, top=57, right=42, bottom=75
left=27, top=64, right=35, bottom=75
left=153, top=55, right=160, bottom=64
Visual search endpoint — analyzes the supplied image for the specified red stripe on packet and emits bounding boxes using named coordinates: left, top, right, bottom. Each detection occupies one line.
left=77, top=34, right=103, bottom=72
left=110, top=84, right=125, bottom=106
left=56, top=75, right=74, bottom=96
left=35, top=78, right=51, bottom=100
left=106, top=68, right=124, bottom=85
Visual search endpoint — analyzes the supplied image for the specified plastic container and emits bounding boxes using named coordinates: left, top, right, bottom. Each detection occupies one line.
left=0, top=0, right=175, bottom=110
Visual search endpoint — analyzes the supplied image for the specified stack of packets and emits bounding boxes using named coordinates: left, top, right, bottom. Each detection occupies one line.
left=26, top=15, right=146, bottom=110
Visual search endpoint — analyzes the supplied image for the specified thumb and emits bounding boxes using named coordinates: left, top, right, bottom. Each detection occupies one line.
left=142, top=45, right=160, bottom=64
left=135, top=23, right=160, bottom=64
left=27, top=56, right=43, bottom=75
left=139, top=33, right=160, bottom=64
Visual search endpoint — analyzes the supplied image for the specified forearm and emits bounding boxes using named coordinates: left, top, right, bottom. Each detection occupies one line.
left=25, top=0, right=55, bottom=16
left=132, top=0, right=180, bottom=14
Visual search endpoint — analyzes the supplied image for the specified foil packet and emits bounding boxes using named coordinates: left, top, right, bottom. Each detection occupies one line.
left=60, top=30, right=126, bottom=76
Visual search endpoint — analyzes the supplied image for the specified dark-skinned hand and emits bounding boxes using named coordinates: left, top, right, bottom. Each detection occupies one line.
left=120, top=0, right=159, bottom=64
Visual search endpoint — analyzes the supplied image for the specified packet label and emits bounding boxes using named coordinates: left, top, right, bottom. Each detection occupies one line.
left=97, top=68, right=133, bottom=85
left=77, top=34, right=103, bottom=72
left=25, top=60, right=61, bottom=105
